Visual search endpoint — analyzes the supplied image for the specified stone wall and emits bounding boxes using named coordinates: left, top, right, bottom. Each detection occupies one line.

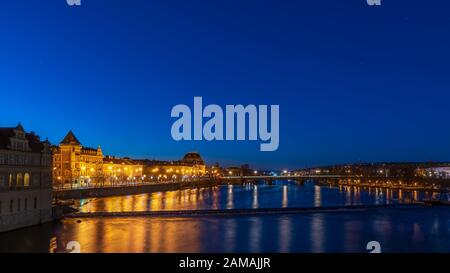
left=0, top=189, right=53, bottom=233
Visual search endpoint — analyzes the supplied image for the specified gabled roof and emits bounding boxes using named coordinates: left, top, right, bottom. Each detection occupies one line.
left=0, top=124, right=47, bottom=152
left=60, top=130, right=81, bottom=145
left=26, top=133, right=45, bottom=153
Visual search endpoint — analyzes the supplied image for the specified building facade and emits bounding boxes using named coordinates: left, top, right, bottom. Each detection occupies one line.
left=52, top=131, right=103, bottom=188
left=52, top=131, right=144, bottom=188
left=103, top=156, right=144, bottom=185
left=416, top=166, right=450, bottom=178
left=0, top=124, right=53, bottom=232
left=52, top=131, right=209, bottom=186
left=143, top=152, right=207, bottom=181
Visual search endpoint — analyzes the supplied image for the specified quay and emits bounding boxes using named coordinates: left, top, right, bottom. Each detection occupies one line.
left=53, top=179, right=222, bottom=200
left=53, top=174, right=450, bottom=200
left=52, top=175, right=348, bottom=200
left=319, top=178, right=450, bottom=193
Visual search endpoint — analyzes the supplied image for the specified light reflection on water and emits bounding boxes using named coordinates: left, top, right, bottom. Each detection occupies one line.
left=0, top=182, right=449, bottom=253
left=2, top=206, right=449, bottom=253
left=76, top=181, right=435, bottom=213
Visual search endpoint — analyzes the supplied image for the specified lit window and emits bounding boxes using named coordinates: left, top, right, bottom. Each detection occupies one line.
left=24, top=173, right=30, bottom=187
left=16, top=173, right=23, bottom=187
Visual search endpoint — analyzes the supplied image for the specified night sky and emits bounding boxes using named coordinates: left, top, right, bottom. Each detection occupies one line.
left=1, top=0, right=449, bottom=169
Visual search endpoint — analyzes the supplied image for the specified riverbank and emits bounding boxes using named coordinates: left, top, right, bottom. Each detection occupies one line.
left=318, top=180, right=450, bottom=193
left=53, top=179, right=227, bottom=200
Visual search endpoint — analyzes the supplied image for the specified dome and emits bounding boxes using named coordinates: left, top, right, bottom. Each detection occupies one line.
left=182, top=152, right=204, bottom=165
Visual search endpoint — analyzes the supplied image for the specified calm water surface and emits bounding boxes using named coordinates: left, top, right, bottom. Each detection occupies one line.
left=0, top=182, right=449, bottom=253
left=76, top=181, right=437, bottom=212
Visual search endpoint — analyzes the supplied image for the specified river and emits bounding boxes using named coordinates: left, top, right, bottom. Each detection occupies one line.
left=0, top=181, right=449, bottom=253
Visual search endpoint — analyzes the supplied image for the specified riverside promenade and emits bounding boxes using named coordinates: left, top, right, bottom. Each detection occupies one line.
left=52, top=175, right=321, bottom=200
left=54, top=175, right=450, bottom=200
left=53, top=179, right=224, bottom=200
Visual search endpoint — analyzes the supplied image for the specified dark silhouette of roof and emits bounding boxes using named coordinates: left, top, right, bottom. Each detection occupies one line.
left=60, top=130, right=81, bottom=145
left=26, top=133, right=45, bottom=153
left=0, top=124, right=46, bottom=153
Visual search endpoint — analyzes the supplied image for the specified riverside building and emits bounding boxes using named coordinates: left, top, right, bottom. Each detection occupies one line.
left=0, top=124, right=53, bottom=232
left=143, top=152, right=207, bottom=181
left=52, top=131, right=144, bottom=188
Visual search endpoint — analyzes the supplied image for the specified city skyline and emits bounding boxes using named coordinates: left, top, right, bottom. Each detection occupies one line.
left=3, top=123, right=450, bottom=172
left=1, top=0, right=450, bottom=169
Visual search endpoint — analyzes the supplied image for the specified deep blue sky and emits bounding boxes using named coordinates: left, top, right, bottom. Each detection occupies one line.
left=1, top=0, right=449, bottom=169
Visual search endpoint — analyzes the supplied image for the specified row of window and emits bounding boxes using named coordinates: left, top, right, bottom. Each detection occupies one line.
left=0, top=153, right=44, bottom=166
left=0, top=197, right=38, bottom=215
left=53, top=156, right=102, bottom=164
left=79, top=158, right=102, bottom=163
left=10, top=140, right=29, bottom=152
left=0, top=173, right=33, bottom=188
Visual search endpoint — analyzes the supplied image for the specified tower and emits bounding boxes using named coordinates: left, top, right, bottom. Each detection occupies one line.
left=59, top=130, right=82, bottom=185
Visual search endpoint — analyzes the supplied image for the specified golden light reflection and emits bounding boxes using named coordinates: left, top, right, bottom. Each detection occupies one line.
left=58, top=217, right=204, bottom=253
left=79, top=187, right=236, bottom=213
left=413, top=190, right=419, bottom=201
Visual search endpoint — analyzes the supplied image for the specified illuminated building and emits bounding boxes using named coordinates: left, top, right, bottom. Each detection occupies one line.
left=416, top=166, right=450, bottom=178
left=143, top=152, right=207, bottom=181
left=52, top=131, right=207, bottom=186
left=103, top=156, right=144, bottom=184
left=181, top=152, right=207, bottom=174
left=52, top=131, right=103, bottom=188
left=52, top=131, right=144, bottom=188
left=0, top=124, right=53, bottom=232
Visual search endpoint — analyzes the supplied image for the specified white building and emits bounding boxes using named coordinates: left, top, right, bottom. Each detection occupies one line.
left=421, top=167, right=450, bottom=178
